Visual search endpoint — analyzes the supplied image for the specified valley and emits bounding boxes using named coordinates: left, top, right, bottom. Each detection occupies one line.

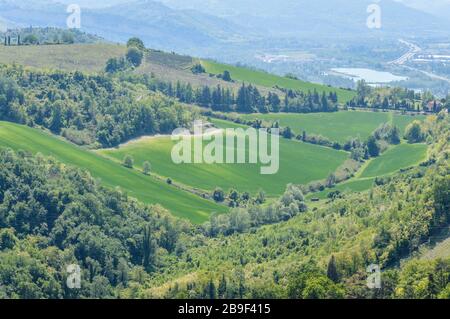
left=0, top=17, right=447, bottom=300
left=0, top=121, right=226, bottom=223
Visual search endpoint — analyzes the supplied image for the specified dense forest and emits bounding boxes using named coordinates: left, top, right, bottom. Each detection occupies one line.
left=0, top=65, right=198, bottom=148
left=0, top=111, right=448, bottom=299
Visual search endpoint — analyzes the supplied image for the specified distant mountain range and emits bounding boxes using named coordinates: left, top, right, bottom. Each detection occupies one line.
left=0, top=0, right=449, bottom=55
left=0, top=0, right=255, bottom=53
left=398, top=0, right=450, bottom=18
left=158, top=0, right=450, bottom=37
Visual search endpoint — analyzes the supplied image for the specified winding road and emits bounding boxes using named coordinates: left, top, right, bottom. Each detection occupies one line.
left=388, top=39, right=421, bottom=65
left=389, top=39, right=450, bottom=84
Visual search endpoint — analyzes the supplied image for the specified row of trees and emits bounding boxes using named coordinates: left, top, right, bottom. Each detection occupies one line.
left=122, top=154, right=152, bottom=175
left=149, top=78, right=339, bottom=114
left=349, top=80, right=450, bottom=113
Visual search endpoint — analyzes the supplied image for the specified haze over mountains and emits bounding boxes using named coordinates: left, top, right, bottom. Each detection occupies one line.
left=0, top=0, right=449, bottom=55
left=398, top=0, right=450, bottom=18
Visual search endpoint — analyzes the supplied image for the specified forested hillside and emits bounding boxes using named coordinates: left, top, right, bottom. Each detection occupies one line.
left=0, top=112, right=448, bottom=299
left=0, top=34, right=448, bottom=300
left=0, top=65, right=198, bottom=148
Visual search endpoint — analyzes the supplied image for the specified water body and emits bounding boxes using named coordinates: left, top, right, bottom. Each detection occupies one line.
left=331, top=68, right=408, bottom=84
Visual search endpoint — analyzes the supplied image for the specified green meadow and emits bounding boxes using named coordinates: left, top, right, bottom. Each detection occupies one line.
left=99, top=119, right=349, bottom=197
left=360, top=143, right=428, bottom=178
left=240, top=111, right=426, bottom=143
left=308, top=143, right=428, bottom=200
left=200, top=60, right=356, bottom=103
left=307, top=178, right=376, bottom=200
left=0, top=121, right=225, bottom=223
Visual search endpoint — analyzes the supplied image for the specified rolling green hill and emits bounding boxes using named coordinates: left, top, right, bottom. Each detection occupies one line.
left=0, top=121, right=226, bottom=223
left=0, top=43, right=354, bottom=105
left=239, top=111, right=426, bottom=143
left=360, top=143, right=428, bottom=178
left=308, top=143, right=428, bottom=200
left=99, top=118, right=348, bottom=197
left=200, top=60, right=356, bottom=103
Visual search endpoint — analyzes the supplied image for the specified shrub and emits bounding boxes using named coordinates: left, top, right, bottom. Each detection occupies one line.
left=123, top=155, right=134, bottom=168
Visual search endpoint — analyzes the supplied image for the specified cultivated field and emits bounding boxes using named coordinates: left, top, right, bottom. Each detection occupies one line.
left=99, top=119, right=349, bottom=197
left=0, top=121, right=226, bottom=223
left=0, top=43, right=126, bottom=72
left=360, top=143, right=428, bottom=178
left=200, top=60, right=356, bottom=103
left=308, top=143, right=428, bottom=199
left=240, top=111, right=426, bottom=143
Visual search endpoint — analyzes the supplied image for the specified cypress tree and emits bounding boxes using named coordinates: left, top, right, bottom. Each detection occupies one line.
left=327, top=255, right=339, bottom=283
left=218, top=274, right=227, bottom=298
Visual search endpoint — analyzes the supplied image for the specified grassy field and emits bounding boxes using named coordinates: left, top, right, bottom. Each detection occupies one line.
left=200, top=60, right=356, bottom=103
left=307, top=142, right=428, bottom=200
left=99, top=119, right=349, bottom=197
left=0, top=122, right=226, bottom=223
left=307, top=178, right=376, bottom=200
left=360, top=143, right=428, bottom=178
left=0, top=44, right=126, bottom=72
left=240, top=111, right=426, bottom=143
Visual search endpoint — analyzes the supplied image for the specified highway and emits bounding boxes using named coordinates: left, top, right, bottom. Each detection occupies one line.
left=388, top=39, right=421, bottom=65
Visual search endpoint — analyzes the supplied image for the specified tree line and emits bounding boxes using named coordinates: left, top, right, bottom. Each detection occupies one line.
left=147, top=77, right=339, bottom=114
left=348, top=80, right=450, bottom=113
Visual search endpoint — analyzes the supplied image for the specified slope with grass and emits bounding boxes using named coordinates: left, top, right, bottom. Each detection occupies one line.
left=360, top=143, right=428, bottom=178
left=240, top=111, right=426, bottom=143
left=0, top=43, right=282, bottom=97
left=200, top=60, right=356, bottom=103
left=307, top=143, right=428, bottom=200
left=0, top=121, right=226, bottom=223
left=0, top=43, right=126, bottom=72
left=99, top=119, right=349, bottom=197
left=306, top=178, right=376, bottom=200
left=0, top=43, right=352, bottom=104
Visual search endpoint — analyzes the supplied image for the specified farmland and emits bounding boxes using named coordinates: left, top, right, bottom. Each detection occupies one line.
left=239, top=111, right=426, bottom=143
left=99, top=118, right=349, bottom=197
left=360, top=143, right=428, bottom=178
left=200, top=59, right=356, bottom=103
left=0, top=121, right=226, bottom=223
left=0, top=43, right=126, bottom=72
left=307, top=143, right=428, bottom=200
